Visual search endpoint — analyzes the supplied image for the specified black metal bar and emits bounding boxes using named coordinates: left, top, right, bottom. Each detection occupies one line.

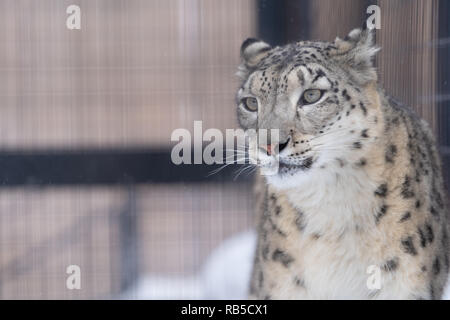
left=119, top=186, right=138, bottom=293
left=283, top=0, right=310, bottom=42
left=0, top=148, right=252, bottom=187
left=443, top=153, right=450, bottom=190
left=438, top=1, right=450, bottom=204
left=257, top=0, right=309, bottom=46
left=439, top=0, right=450, bottom=147
left=257, top=0, right=287, bottom=45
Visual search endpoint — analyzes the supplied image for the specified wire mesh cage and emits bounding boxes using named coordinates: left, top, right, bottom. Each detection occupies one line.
left=0, top=0, right=449, bottom=300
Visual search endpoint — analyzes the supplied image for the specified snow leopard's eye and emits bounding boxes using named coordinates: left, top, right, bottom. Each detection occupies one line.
left=299, top=89, right=324, bottom=105
left=242, top=97, right=258, bottom=112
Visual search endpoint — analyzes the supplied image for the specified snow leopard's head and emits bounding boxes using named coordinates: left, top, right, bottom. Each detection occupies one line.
left=236, top=28, right=381, bottom=188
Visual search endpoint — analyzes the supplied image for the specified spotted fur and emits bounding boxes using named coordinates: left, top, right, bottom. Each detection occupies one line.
left=237, top=28, right=449, bottom=299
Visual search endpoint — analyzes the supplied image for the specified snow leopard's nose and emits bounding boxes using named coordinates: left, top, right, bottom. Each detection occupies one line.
left=259, top=137, right=290, bottom=156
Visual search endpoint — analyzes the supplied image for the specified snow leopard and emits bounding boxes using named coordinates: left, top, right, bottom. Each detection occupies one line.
left=236, top=28, right=449, bottom=299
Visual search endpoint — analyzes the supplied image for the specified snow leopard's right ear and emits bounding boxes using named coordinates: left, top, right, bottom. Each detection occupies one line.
left=237, top=38, right=271, bottom=79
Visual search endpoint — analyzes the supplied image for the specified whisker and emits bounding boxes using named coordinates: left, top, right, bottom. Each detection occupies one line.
left=233, top=164, right=255, bottom=181
left=207, top=157, right=252, bottom=177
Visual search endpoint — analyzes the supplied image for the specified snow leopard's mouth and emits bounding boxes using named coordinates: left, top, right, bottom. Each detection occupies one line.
left=277, top=157, right=314, bottom=175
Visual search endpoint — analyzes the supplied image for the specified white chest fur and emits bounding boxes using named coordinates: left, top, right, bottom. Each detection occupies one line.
left=261, top=164, right=409, bottom=299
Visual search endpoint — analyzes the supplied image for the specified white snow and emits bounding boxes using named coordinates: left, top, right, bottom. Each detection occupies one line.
left=122, top=229, right=450, bottom=300
left=121, top=229, right=256, bottom=300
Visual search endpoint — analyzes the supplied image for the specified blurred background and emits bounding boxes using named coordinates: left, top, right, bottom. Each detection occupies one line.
left=0, top=0, right=448, bottom=299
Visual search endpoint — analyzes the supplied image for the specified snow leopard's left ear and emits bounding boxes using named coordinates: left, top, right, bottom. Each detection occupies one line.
left=237, top=38, right=271, bottom=79
left=331, top=28, right=380, bottom=85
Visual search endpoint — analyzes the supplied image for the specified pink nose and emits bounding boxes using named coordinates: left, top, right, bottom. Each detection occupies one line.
left=260, top=144, right=273, bottom=155
left=259, top=138, right=290, bottom=156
